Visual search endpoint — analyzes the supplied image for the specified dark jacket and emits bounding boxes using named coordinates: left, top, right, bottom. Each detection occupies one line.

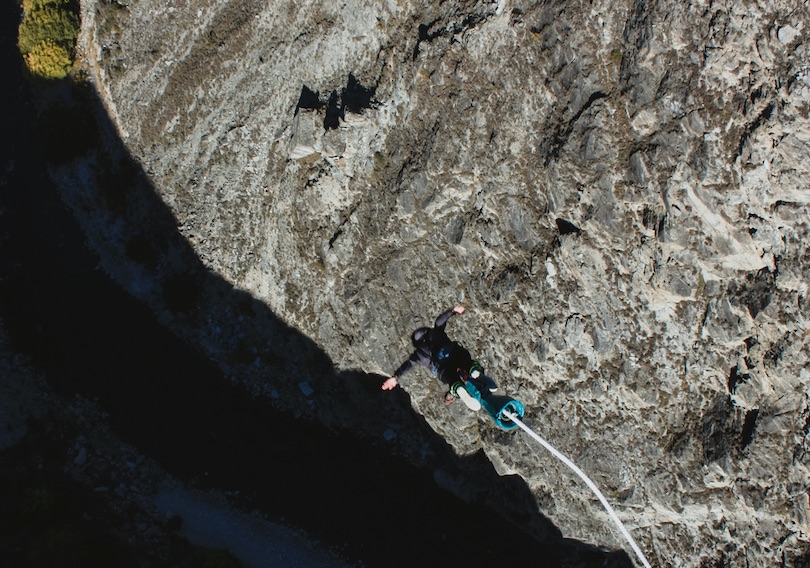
left=393, top=308, right=464, bottom=380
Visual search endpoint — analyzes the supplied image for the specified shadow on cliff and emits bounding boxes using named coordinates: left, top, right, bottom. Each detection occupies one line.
left=0, top=23, right=632, bottom=568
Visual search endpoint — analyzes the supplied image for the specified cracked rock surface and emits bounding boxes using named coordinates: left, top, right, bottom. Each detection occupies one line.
left=61, top=0, right=810, bottom=565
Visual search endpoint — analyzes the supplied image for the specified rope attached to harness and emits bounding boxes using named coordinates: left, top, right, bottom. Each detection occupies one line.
left=502, top=410, right=653, bottom=568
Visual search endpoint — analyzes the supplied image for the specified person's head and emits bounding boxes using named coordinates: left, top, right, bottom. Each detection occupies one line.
left=412, top=327, right=429, bottom=346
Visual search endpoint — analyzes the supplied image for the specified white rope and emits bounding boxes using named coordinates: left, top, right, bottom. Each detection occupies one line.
left=503, top=410, right=653, bottom=568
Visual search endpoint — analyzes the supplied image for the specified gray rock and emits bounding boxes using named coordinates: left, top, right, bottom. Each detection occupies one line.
left=321, top=128, right=346, bottom=158
left=777, top=25, right=799, bottom=45
left=66, top=0, right=810, bottom=565
left=288, top=110, right=322, bottom=160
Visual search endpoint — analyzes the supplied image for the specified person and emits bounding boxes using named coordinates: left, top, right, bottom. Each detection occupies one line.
left=382, top=305, right=496, bottom=408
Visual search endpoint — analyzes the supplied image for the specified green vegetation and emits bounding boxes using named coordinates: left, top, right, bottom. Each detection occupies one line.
left=18, top=0, right=80, bottom=80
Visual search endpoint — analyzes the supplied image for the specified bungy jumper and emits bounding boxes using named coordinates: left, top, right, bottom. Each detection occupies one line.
left=387, top=306, right=653, bottom=567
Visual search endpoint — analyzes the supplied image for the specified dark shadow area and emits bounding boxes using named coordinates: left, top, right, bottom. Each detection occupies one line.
left=555, top=218, right=582, bottom=236
left=341, top=73, right=378, bottom=115
left=740, top=408, right=759, bottom=450
left=295, top=84, right=325, bottom=114
left=0, top=4, right=632, bottom=567
left=324, top=90, right=341, bottom=130
left=412, top=23, right=428, bottom=60
left=0, top=415, right=213, bottom=568
left=299, top=74, right=379, bottom=130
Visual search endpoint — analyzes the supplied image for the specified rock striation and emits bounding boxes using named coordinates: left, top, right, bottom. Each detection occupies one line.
left=61, top=0, right=810, bottom=565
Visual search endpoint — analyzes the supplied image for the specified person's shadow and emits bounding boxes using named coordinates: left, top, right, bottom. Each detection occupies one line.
left=0, top=10, right=634, bottom=564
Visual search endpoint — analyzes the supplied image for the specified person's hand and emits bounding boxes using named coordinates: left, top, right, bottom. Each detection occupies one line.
left=382, top=376, right=398, bottom=390
left=453, top=305, right=465, bottom=315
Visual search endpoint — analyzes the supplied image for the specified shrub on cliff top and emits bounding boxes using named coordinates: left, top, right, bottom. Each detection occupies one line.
left=18, top=0, right=80, bottom=80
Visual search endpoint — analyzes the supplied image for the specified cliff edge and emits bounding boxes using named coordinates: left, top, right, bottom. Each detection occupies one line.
left=58, top=0, right=810, bottom=565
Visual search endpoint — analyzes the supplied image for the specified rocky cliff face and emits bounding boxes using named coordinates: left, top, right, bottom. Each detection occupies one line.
left=63, top=0, right=809, bottom=565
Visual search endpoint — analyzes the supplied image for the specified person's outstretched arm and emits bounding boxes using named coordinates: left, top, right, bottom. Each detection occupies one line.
left=382, top=351, right=420, bottom=390
left=434, top=304, right=465, bottom=330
